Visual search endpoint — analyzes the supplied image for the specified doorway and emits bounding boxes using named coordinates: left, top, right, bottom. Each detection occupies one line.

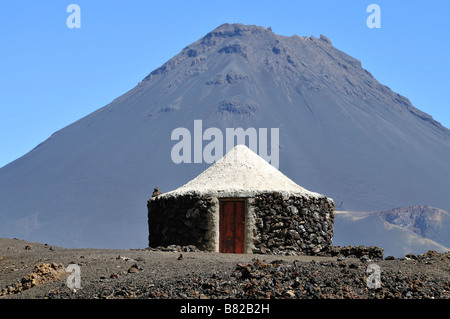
left=219, top=200, right=245, bottom=253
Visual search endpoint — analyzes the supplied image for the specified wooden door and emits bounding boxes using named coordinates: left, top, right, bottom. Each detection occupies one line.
left=219, top=200, right=245, bottom=253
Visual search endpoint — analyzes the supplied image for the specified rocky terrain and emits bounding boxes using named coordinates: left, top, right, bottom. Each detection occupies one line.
left=0, top=238, right=448, bottom=302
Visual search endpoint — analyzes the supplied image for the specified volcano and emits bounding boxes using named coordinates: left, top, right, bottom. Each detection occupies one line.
left=1, top=23, right=449, bottom=249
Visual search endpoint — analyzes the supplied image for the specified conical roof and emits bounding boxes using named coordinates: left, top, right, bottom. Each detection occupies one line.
left=160, top=145, right=323, bottom=198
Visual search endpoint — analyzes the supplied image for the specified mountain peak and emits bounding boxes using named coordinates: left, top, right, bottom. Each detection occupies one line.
left=140, top=22, right=447, bottom=136
left=142, top=23, right=342, bottom=86
left=210, top=23, right=271, bottom=35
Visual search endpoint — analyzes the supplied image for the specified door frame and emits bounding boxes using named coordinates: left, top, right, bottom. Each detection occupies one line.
left=208, top=196, right=255, bottom=254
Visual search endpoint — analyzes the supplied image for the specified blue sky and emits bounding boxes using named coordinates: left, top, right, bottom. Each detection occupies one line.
left=1, top=0, right=449, bottom=168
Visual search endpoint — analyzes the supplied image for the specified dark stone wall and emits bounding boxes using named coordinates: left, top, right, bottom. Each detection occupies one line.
left=148, top=194, right=214, bottom=250
left=251, top=192, right=335, bottom=255
left=147, top=191, right=335, bottom=255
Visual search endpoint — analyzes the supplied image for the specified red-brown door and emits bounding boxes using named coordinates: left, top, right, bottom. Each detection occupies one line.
left=219, top=200, right=245, bottom=253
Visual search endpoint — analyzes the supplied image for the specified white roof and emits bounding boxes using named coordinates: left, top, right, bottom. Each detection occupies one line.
left=160, top=145, right=323, bottom=198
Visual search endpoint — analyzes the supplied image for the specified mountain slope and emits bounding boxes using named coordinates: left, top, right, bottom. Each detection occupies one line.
left=377, top=206, right=450, bottom=248
left=334, top=211, right=450, bottom=257
left=1, top=23, right=449, bottom=249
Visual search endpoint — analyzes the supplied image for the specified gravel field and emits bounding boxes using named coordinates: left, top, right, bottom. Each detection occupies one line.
left=1, top=237, right=448, bottom=315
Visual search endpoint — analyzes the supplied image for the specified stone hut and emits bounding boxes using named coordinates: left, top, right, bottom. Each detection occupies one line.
left=147, top=145, right=335, bottom=255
